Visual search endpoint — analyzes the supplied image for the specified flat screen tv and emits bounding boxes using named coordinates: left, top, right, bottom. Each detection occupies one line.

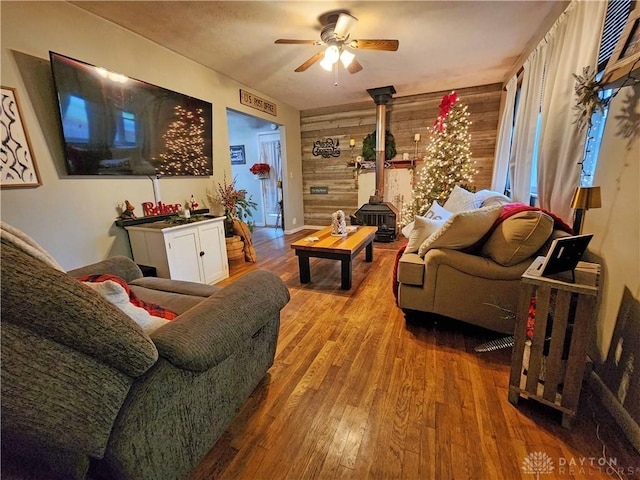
left=49, top=51, right=213, bottom=176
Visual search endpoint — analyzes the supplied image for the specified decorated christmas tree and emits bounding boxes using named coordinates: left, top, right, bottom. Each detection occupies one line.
left=155, top=106, right=211, bottom=176
left=402, top=91, right=477, bottom=224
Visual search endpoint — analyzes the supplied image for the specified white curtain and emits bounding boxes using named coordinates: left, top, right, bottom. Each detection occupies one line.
left=491, top=75, right=517, bottom=193
left=259, top=139, right=281, bottom=222
left=509, top=42, right=547, bottom=204
left=537, top=0, right=607, bottom=222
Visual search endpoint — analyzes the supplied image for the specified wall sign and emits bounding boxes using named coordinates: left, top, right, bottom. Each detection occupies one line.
left=240, top=89, right=277, bottom=116
left=230, top=145, right=246, bottom=164
left=310, top=186, right=329, bottom=194
left=141, top=201, right=182, bottom=217
left=312, top=138, right=341, bottom=158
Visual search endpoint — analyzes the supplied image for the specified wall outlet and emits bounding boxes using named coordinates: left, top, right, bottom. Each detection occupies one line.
left=292, top=217, right=297, bottom=225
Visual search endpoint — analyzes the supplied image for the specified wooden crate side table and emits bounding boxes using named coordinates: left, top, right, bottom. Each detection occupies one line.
left=508, top=258, right=600, bottom=427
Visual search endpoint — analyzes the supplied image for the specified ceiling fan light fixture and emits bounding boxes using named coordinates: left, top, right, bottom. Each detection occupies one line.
left=276, top=10, right=399, bottom=75
left=340, top=49, right=355, bottom=68
left=324, top=45, right=340, bottom=64
left=319, top=56, right=334, bottom=72
left=334, top=12, right=358, bottom=39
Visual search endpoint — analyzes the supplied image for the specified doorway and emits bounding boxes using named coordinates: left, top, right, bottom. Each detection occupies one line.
left=258, top=131, right=283, bottom=228
left=226, top=109, right=284, bottom=230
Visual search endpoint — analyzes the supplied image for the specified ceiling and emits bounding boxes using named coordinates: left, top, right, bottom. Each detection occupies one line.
left=71, top=1, right=565, bottom=111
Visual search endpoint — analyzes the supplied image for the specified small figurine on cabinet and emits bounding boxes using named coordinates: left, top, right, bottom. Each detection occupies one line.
left=121, top=200, right=137, bottom=220
left=190, top=194, right=199, bottom=210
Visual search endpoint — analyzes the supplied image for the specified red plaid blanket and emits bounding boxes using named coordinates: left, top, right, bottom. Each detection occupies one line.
left=78, top=273, right=177, bottom=320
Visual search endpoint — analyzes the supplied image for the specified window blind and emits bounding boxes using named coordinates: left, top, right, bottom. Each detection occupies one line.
left=597, top=0, right=633, bottom=73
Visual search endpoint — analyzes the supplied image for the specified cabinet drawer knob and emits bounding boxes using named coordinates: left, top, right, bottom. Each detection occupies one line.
left=199, top=251, right=205, bottom=256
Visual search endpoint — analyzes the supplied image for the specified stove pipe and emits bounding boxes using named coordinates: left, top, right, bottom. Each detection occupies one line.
left=366, top=86, right=396, bottom=203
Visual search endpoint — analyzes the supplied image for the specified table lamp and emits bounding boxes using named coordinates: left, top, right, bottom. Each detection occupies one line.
left=571, top=186, right=601, bottom=234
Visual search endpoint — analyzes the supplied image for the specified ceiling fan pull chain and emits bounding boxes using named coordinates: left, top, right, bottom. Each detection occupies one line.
left=334, top=63, right=339, bottom=86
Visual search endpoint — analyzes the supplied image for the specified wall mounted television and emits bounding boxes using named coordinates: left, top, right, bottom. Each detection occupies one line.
left=49, top=51, right=213, bottom=176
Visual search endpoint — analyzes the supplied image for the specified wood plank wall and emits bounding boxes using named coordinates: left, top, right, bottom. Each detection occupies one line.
left=300, top=83, right=503, bottom=226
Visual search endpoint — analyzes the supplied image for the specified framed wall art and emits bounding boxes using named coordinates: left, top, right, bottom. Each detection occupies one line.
left=230, top=144, right=246, bottom=165
left=1, top=86, right=41, bottom=188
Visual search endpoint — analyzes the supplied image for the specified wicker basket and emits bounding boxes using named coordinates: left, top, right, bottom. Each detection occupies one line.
left=225, top=235, right=244, bottom=262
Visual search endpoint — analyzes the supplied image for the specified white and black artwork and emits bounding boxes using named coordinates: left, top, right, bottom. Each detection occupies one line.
left=1, top=86, right=41, bottom=187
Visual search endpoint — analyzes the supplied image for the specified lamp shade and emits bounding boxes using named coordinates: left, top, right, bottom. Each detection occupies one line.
left=324, top=45, right=340, bottom=63
left=319, top=56, right=333, bottom=71
left=339, top=49, right=355, bottom=68
left=571, top=186, right=601, bottom=210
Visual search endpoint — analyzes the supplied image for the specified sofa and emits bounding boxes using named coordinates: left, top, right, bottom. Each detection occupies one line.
left=396, top=189, right=572, bottom=334
left=1, top=231, right=290, bottom=480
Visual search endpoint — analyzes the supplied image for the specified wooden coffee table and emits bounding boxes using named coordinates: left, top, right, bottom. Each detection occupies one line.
left=291, top=226, right=377, bottom=290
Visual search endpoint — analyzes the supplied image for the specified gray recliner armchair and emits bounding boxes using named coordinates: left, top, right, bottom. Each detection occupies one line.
left=1, top=239, right=290, bottom=480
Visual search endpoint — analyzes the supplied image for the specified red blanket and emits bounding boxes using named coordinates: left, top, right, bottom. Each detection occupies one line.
left=392, top=203, right=573, bottom=304
left=392, top=243, right=408, bottom=303
left=78, top=273, right=178, bottom=320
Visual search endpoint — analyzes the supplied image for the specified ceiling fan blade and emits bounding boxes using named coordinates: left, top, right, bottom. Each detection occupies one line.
left=275, top=39, right=321, bottom=45
left=294, top=52, right=324, bottom=72
left=334, top=12, right=358, bottom=39
left=346, top=58, right=363, bottom=74
left=350, top=39, right=399, bottom=51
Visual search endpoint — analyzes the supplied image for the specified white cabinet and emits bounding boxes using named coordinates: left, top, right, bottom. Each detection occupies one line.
left=126, top=217, right=229, bottom=284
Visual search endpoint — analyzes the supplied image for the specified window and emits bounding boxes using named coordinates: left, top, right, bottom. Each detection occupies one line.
left=503, top=0, right=632, bottom=196
left=579, top=0, right=632, bottom=186
left=504, top=80, right=541, bottom=205
left=530, top=112, right=542, bottom=195
left=579, top=86, right=613, bottom=186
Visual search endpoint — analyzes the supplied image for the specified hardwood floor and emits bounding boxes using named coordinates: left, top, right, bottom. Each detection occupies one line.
left=190, top=227, right=639, bottom=480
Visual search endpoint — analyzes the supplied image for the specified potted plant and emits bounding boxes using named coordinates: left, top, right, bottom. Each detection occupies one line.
left=250, top=162, right=271, bottom=179
left=215, top=176, right=257, bottom=236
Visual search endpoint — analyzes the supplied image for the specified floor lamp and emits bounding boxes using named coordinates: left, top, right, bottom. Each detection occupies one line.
left=571, top=186, right=601, bottom=234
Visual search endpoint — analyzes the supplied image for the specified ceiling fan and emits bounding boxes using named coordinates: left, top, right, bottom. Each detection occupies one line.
left=275, top=11, right=399, bottom=74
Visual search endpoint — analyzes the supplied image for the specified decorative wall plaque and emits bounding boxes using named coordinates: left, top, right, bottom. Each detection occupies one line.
left=312, top=138, right=341, bottom=158
left=240, top=89, right=277, bottom=116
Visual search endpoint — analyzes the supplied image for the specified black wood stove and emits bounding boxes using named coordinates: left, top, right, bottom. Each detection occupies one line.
left=350, top=85, right=398, bottom=242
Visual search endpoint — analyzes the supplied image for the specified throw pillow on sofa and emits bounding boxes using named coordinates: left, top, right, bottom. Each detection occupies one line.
left=480, top=210, right=554, bottom=266
left=401, top=201, right=451, bottom=239
left=474, top=189, right=512, bottom=207
left=405, top=216, right=445, bottom=254
left=443, top=185, right=484, bottom=213
left=79, top=274, right=176, bottom=333
left=418, top=205, right=503, bottom=257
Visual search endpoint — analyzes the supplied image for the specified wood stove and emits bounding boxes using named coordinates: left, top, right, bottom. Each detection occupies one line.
left=351, top=85, right=398, bottom=242
left=351, top=200, right=398, bottom=242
